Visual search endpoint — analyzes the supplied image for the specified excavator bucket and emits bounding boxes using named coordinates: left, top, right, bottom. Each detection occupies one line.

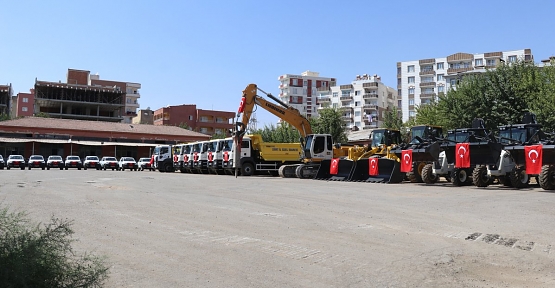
left=314, top=159, right=355, bottom=181
left=348, top=158, right=404, bottom=183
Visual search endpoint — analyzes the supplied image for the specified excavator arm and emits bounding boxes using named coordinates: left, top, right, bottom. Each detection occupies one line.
left=237, top=83, right=312, bottom=137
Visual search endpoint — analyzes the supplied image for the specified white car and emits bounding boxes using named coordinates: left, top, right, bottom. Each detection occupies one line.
left=6, top=155, right=26, bottom=170
left=28, top=155, right=46, bottom=170
left=119, top=157, right=137, bottom=171
left=100, top=156, right=119, bottom=170
left=83, top=156, right=101, bottom=170
left=47, top=155, right=65, bottom=170
left=0, top=155, right=4, bottom=169
left=137, top=157, right=154, bottom=171
left=64, top=155, right=82, bottom=170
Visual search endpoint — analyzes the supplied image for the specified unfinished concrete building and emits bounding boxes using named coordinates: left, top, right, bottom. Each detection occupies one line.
left=34, top=69, right=125, bottom=122
left=0, top=84, right=12, bottom=116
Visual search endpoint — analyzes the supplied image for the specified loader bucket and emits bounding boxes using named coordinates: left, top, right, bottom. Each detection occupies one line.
left=314, top=159, right=355, bottom=181
left=348, top=158, right=404, bottom=183
left=411, top=142, right=441, bottom=162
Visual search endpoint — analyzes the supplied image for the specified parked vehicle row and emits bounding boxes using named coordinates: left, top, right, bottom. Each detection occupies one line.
left=0, top=155, right=154, bottom=171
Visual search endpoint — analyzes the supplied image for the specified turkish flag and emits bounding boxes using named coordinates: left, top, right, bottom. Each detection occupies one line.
left=525, top=144, right=543, bottom=174
left=400, top=150, right=412, bottom=172
left=369, top=158, right=379, bottom=176
left=455, top=143, right=470, bottom=168
left=238, top=97, right=246, bottom=113
left=330, top=158, right=339, bottom=175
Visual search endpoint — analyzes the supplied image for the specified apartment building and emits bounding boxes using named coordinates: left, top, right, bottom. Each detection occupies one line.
left=0, top=84, right=12, bottom=116
left=15, top=89, right=34, bottom=117
left=397, top=49, right=533, bottom=122
left=153, top=104, right=234, bottom=136
left=318, top=74, right=398, bottom=130
left=278, top=71, right=336, bottom=118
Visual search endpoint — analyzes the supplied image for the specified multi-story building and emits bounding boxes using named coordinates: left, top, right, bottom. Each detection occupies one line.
left=0, top=84, right=12, bottom=116
left=132, top=108, right=154, bottom=125
left=153, top=104, right=234, bottom=136
left=278, top=71, right=336, bottom=118
left=318, top=74, right=398, bottom=130
left=32, top=69, right=141, bottom=123
left=15, top=89, right=35, bottom=117
left=397, top=49, right=533, bottom=121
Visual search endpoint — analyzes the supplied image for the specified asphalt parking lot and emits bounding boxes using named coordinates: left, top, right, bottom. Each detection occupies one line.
left=1, top=170, right=555, bottom=287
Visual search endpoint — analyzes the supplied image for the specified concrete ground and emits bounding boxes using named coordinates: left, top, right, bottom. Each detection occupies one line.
left=1, top=170, right=554, bottom=287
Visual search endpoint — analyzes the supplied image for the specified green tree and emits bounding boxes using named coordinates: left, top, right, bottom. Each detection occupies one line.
left=311, top=107, right=347, bottom=143
left=0, top=113, right=10, bottom=121
left=178, top=122, right=191, bottom=130
left=0, top=205, right=109, bottom=287
left=381, top=107, right=403, bottom=131
left=35, top=112, right=50, bottom=118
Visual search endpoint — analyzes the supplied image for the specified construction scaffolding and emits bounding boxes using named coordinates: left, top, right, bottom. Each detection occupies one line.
left=34, top=80, right=125, bottom=122
left=0, top=84, right=11, bottom=115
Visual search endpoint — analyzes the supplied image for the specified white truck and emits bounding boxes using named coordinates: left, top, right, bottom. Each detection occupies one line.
left=207, top=138, right=233, bottom=175
left=152, top=144, right=174, bottom=172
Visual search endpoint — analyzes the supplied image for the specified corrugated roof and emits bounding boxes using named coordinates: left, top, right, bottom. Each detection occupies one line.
left=0, top=117, right=210, bottom=139
left=0, top=137, right=158, bottom=147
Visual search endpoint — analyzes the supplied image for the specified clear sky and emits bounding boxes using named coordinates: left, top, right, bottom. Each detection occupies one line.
left=1, top=0, right=553, bottom=127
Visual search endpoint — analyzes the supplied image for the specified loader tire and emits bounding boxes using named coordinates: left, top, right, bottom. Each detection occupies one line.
left=510, top=166, right=529, bottom=188
left=421, top=163, right=438, bottom=184
left=408, top=162, right=425, bottom=183
left=539, top=164, right=555, bottom=190
left=452, top=168, right=470, bottom=186
left=472, top=165, right=490, bottom=187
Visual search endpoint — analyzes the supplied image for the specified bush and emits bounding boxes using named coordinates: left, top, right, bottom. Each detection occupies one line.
left=0, top=206, right=109, bottom=287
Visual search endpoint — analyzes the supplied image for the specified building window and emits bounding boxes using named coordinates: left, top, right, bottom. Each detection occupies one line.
left=438, top=86, right=445, bottom=93
left=475, top=59, right=483, bottom=66
left=397, top=89, right=401, bottom=97
left=409, top=99, right=414, bottom=105
left=355, top=101, right=360, bottom=106
left=332, top=92, right=338, bottom=97
left=423, top=87, right=434, bottom=94
left=437, top=62, right=444, bottom=70
left=22, top=107, right=28, bottom=112
left=397, top=100, right=402, bottom=108
left=508, top=55, right=517, bottom=63
left=355, top=111, right=361, bottom=116
left=292, top=88, right=298, bottom=94
left=189, top=115, right=193, bottom=120
left=486, top=59, right=496, bottom=66
left=355, top=90, right=360, bottom=96
left=409, top=111, right=416, bottom=117
left=421, top=65, right=433, bottom=72
left=407, top=65, right=415, bottom=73
left=303, top=80, right=307, bottom=86
left=200, top=128, right=208, bottom=134
left=292, top=79, right=298, bottom=86
left=200, top=116, right=209, bottom=122
left=408, top=77, right=415, bottom=83
left=450, top=79, right=457, bottom=86
left=397, top=67, right=401, bottom=75
left=421, top=76, right=433, bottom=83
left=463, top=62, right=471, bottom=68
left=332, top=103, right=338, bottom=108
left=437, top=74, right=444, bottom=81
left=290, top=96, right=303, bottom=104
left=408, top=87, right=415, bottom=95
left=22, top=97, right=28, bottom=103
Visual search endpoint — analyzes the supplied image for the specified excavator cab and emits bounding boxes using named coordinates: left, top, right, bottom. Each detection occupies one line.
left=371, top=129, right=402, bottom=148
left=303, top=134, right=333, bottom=160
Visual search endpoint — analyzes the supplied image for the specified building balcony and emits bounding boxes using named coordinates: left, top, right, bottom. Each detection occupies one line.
left=125, top=111, right=138, bottom=117
left=340, top=84, right=353, bottom=90
left=279, top=83, right=289, bottom=89
left=126, top=92, right=141, bottom=97
left=419, top=70, right=435, bottom=76
left=318, top=105, right=331, bottom=110
left=363, top=93, right=378, bottom=99
left=318, top=96, right=330, bottom=103
left=125, top=102, right=139, bottom=108
left=363, top=104, right=378, bottom=110
left=317, top=86, right=329, bottom=92
left=339, top=106, right=353, bottom=112
left=419, top=82, right=436, bottom=87
left=363, top=82, right=379, bottom=90
left=340, top=95, right=353, bottom=101
left=419, top=58, right=436, bottom=65
left=447, top=67, right=474, bottom=74
left=420, top=93, right=437, bottom=98
left=341, top=115, right=353, bottom=121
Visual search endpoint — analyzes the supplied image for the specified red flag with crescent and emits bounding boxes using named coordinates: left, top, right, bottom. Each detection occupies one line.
left=455, top=143, right=470, bottom=168
left=330, top=158, right=339, bottom=175
left=400, top=150, right=412, bottom=172
left=369, top=158, right=379, bottom=176
left=525, top=144, right=542, bottom=174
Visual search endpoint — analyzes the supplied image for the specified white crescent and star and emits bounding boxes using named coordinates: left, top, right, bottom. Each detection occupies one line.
left=403, top=153, right=411, bottom=164
left=458, top=146, right=467, bottom=158
left=370, top=159, right=377, bottom=168
left=528, top=149, right=539, bottom=163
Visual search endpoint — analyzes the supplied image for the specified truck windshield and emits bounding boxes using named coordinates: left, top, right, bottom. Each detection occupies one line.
left=222, top=140, right=232, bottom=152
left=182, top=145, right=191, bottom=154
left=173, top=146, right=181, bottom=155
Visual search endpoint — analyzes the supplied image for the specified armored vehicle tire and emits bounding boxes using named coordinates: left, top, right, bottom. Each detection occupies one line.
left=421, top=164, right=438, bottom=184
left=539, top=165, right=555, bottom=190
left=472, top=165, right=490, bottom=187
left=510, top=167, right=529, bottom=188
left=452, top=168, right=470, bottom=186
left=241, top=162, right=254, bottom=176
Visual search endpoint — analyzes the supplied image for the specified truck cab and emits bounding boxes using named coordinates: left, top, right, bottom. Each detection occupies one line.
left=152, top=144, right=174, bottom=172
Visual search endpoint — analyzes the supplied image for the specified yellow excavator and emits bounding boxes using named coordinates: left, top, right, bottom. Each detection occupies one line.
left=232, top=84, right=404, bottom=183
left=233, top=83, right=349, bottom=179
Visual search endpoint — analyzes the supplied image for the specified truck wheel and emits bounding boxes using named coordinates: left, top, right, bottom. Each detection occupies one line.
left=510, top=166, right=529, bottom=188
left=408, top=162, right=425, bottom=183
left=164, top=162, right=173, bottom=172
left=6, top=166, right=9, bottom=170
left=241, top=163, right=254, bottom=176
left=47, top=167, right=50, bottom=170
left=539, top=165, right=555, bottom=190
left=421, top=164, right=438, bottom=184
left=21, top=166, right=25, bottom=170
left=28, top=167, right=31, bottom=170
left=452, top=168, right=469, bottom=186
left=472, top=165, right=490, bottom=187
